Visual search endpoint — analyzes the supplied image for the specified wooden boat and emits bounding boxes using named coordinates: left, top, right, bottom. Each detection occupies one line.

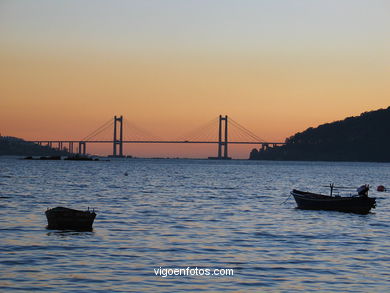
left=45, top=207, right=96, bottom=230
left=291, top=189, right=376, bottom=214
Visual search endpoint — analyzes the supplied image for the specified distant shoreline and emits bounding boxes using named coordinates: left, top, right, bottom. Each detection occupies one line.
left=2, top=155, right=390, bottom=164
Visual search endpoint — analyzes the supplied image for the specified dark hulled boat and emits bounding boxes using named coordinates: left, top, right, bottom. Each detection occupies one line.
left=291, top=189, right=376, bottom=214
left=45, top=207, right=96, bottom=230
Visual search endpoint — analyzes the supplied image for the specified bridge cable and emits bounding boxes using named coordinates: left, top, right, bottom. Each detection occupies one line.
left=229, top=118, right=265, bottom=142
left=229, top=124, right=250, bottom=142
left=229, top=121, right=259, bottom=142
left=229, top=119, right=263, bottom=142
left=88, top=122, right=114, bottom=141
left=182, top=121, right=218, bottom=141
left=189, top=121, right=219, bottom=141
left=83, top=121, right=114, bottom=141
left=123, top=118, right=161, bottom=141
left=81, top=118, right=113, bottom=141
left=177, top=117, right=219, bottom=141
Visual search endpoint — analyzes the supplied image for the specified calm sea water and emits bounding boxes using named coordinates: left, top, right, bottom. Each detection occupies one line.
left=0, top=157, right=389, bottom=292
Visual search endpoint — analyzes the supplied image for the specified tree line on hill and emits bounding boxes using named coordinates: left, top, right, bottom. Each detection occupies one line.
left=250, top=107, right=390, bottom=162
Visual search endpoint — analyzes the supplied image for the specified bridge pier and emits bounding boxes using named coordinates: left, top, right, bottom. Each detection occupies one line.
left=261, top=143, right=269, bottom=151
left=112, top=115, right=123, bottom=157
left=78, top=142, right=86, bottom=155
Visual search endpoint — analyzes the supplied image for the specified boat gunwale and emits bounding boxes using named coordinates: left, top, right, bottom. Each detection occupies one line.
left=291, top=189, right=375, bottom=202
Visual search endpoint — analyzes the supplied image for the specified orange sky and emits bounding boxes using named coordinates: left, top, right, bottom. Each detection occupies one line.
left=1, top=1, right=389, bottom=158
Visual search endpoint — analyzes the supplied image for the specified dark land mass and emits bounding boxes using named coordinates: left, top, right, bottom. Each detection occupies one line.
left=250, top=107, right=390, bottom=162
left=0, top=136, right=70, bottom=156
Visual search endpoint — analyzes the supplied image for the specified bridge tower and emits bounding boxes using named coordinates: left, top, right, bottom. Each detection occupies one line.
left=217, top=115, right=230, bottom=160
left=78, top=142, right=86, bottom=155
left=113, top=115, right=123, bottom=157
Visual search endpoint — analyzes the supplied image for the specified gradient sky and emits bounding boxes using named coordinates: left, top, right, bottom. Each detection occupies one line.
left=1, top=0, right=389, bottom=158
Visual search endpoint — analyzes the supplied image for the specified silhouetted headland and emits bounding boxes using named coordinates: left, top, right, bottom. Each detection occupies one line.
left=0, top=136, right=70, bottom=157
left=250, top=107, right=390, bottom=162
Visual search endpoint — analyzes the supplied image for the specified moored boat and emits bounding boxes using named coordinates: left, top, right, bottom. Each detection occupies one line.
left=45, top=207, right=96, bottom=230
left=291, top=189, right=376, bottom=214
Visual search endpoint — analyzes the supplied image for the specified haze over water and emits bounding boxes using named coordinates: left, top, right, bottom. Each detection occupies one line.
left=1, top=157, right=389, bottom=292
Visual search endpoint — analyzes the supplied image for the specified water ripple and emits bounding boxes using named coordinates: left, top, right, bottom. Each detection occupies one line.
left=0, top=158, right=390, bottom=292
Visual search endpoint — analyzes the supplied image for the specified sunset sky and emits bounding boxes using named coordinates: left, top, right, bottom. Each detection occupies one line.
left=1, top=1, right=389, bottom=158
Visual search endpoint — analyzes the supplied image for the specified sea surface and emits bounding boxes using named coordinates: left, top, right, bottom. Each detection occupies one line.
left=0, top=157, right=389, bottom=292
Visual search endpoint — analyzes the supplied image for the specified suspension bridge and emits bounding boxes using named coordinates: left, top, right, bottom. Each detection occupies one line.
left=27, top=115, right=285, bottom=159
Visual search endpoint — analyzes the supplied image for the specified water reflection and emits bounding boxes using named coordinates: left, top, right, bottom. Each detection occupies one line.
left=0, top=159, right=390, bottom=292
left=46, top=230, right=95, bottom=237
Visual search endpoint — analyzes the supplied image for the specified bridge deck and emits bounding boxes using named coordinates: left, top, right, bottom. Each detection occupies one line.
left=27, top=140, right=285, bottom=145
